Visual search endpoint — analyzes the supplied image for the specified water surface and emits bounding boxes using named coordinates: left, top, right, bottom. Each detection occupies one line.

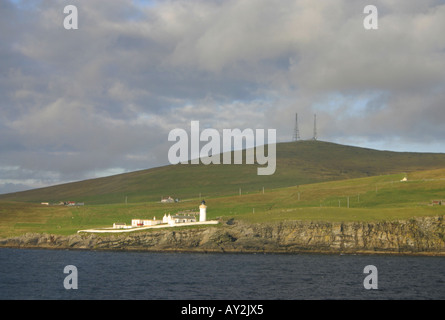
left=0, top=248, right=444, bottom=300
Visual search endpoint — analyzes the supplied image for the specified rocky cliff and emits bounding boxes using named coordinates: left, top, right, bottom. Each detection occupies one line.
left=1, top=216, right=445, bottom=255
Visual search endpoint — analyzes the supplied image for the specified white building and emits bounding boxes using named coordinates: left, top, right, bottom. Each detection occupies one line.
left=131, top=217, right=161, bottom=227
left=199, top=200, right=207, bottom=222
left=113, top=223, right=127, bottom=229
left=161, top=196, right=174, bottom=203
left=163, top=213, right=196, bottom=226
left=130, top=201, right=207, bottom=228
left=172, top=215, right=196, bottom=224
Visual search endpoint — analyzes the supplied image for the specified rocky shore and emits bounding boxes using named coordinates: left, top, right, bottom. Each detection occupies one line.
left=1, top=216, right=445, bottom=255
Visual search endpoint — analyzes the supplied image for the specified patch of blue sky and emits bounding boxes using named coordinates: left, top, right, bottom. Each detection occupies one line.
left=132, top=0, right=157, bottom=8
left=8, top=0, right=41, bottom=9
left=312, top=91, right=388, bottom=120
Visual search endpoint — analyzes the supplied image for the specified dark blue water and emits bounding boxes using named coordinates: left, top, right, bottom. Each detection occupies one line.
left=0, top=248, right=444, bottom=300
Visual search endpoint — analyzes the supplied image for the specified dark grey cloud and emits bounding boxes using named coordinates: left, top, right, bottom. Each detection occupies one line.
left=1, top=0, right=445, bottom=193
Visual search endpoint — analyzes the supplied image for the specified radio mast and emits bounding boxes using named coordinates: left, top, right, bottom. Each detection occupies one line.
left=293, top=113, right=300, bottom=141
left=313, top=114, right=318, bottom=141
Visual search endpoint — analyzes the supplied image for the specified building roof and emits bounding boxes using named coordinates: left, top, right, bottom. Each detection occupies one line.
left=172, top=215, right=196, bottom=220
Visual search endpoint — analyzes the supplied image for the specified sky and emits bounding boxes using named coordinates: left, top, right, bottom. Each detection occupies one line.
left=1, top=0, right=445, bottom=194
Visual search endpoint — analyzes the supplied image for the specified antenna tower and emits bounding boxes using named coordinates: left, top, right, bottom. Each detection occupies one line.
left=293, top=113, right=300, bottom=141
left=313, top=114, right=318, bottom=140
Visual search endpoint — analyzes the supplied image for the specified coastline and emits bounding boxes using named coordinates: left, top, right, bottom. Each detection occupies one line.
left=2, top=243, right=445, bottom=257
left=1, top=216, right=445, bottom=256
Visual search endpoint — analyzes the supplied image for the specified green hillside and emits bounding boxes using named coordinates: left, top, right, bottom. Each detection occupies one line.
left=1, top=168, right=444, bottom=237
left=1, top=140, right=445, bottom=205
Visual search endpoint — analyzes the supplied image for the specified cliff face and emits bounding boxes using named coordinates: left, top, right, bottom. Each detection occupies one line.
left=1, top=216, right=445, bottom=255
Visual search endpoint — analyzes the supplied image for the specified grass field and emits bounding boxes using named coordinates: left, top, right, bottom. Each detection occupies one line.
left=1, top=168, right=444, bottom=238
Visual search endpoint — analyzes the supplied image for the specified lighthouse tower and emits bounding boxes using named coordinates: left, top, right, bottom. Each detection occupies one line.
left=199, top=200, right=207, bottom=222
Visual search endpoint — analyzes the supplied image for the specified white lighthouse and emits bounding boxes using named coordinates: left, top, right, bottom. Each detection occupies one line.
left=199, top=200, right=207, bottom=222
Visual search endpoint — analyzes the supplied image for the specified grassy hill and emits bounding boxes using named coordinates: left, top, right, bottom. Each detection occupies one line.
left=1, top=168, right=444, bottom=237
left=1, top=140, right=445, bottom=205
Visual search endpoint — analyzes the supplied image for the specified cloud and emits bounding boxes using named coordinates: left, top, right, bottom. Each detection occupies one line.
left=1, top=0, right=445, bottom=193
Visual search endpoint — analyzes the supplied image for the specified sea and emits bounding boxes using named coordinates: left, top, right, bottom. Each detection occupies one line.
left=0, top=248, right=444, bottom=301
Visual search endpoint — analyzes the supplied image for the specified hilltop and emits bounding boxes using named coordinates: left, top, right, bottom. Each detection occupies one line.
left=1, top=140, right=445, bottom=205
